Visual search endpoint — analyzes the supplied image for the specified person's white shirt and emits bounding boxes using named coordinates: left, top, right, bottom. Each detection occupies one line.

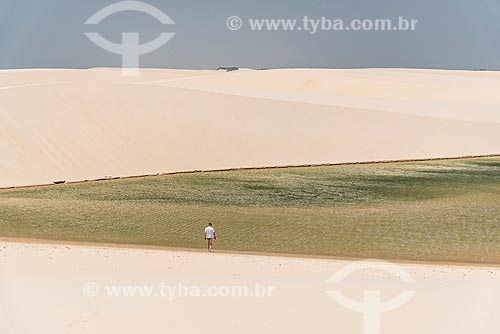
left=205, top=226, right=215, bottom=239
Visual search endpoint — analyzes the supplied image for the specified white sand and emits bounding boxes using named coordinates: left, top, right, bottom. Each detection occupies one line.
left=1, top=241, right=499, bottom=333
left=1, top=68, right=500, bottom=188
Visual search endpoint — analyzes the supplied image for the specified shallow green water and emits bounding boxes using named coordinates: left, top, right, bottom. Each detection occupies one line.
left=1, top=158, right=500, bottom=263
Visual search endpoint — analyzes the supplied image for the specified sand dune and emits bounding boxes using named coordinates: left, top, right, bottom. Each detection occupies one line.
left=152, top=68, right=500, bottom=123
left=1, top=68, right=500, bottom=188
left=1, top=241, right=500, bottom=334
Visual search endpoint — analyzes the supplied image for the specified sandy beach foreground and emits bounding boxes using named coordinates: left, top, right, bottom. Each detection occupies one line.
left=1, top=241, right=499, bottom=333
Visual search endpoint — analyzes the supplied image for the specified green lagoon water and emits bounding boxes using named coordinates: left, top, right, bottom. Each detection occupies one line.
left=1, top=158, right=500, bottom=263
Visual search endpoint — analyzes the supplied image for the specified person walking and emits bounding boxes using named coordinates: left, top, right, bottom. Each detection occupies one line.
left=204, top=223, right=217, bottom=252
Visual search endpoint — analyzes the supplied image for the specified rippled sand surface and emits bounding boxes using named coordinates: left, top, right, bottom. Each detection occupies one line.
left=1, top=157, right=499, bottom=264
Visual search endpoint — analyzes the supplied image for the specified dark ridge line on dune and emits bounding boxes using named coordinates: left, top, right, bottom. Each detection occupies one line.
left=1, top=153, right=500, bottom=191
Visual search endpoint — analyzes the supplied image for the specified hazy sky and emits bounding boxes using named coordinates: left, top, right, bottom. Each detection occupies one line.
left=1, top=0, right=499, bottom=70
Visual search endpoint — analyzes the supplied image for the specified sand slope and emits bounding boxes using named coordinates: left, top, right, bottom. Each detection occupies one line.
left=1, top=68, right=500, bottom=188
left=1, top=241, right=500, bottom=334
